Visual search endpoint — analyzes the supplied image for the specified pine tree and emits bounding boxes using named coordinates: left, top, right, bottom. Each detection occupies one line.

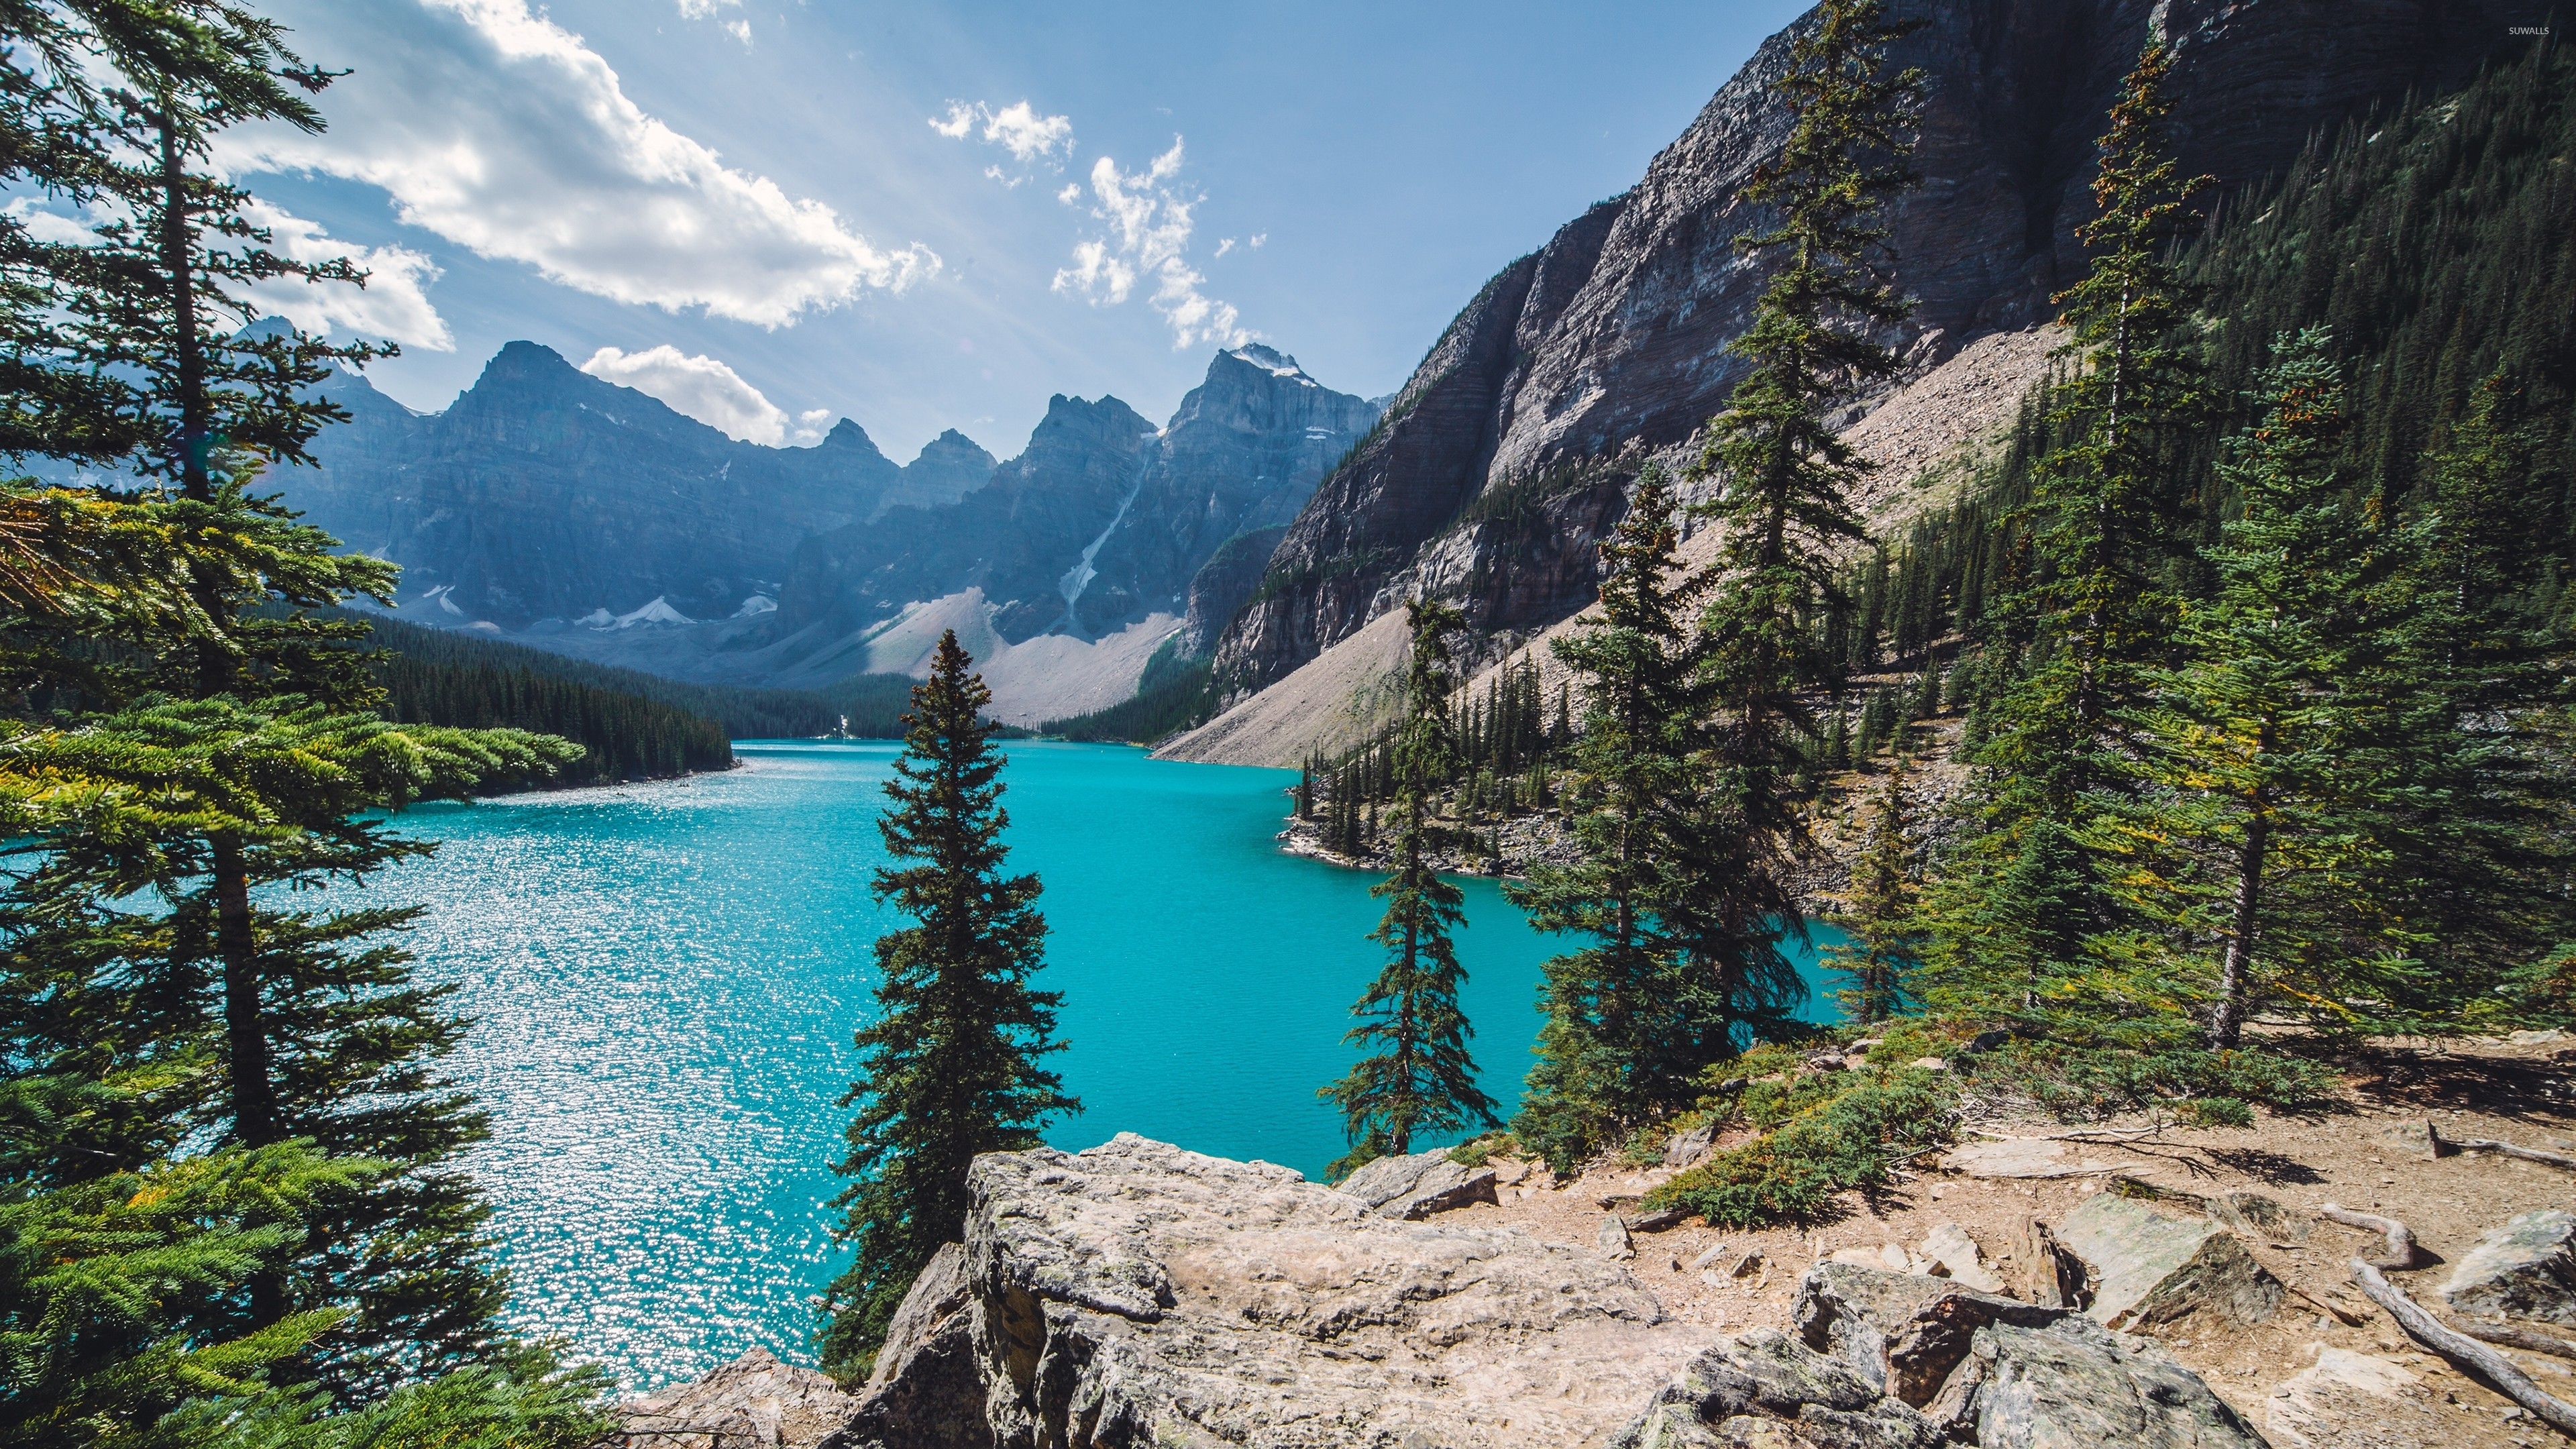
left=1, top=5, right=595, bottom=1428
left=820, top=631, right=1076, bottom=1377
left=1829, top=747, right=1919, bottom=1023
left=1697, top=0, right=1923, bottom=810
left=1921, top=38, right=2212, bottom=1029
left=1680, top=1, right=1921, bottom=1074
left=2131, top=330, right=2379, bottom=1046
left=1320, top=600, right=1499, bottom=1179
left=2343, top=374, right=2575, bottom=1013
left=1509, top=467, right=1750, bottom=1169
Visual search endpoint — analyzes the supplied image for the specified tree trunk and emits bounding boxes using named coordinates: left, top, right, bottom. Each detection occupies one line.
left=2209, top=809, right=2267, bottom=1049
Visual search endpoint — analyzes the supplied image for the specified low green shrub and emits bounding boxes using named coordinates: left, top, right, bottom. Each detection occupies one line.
left=2179, top=1096, right=2255, bottom=1128
left=1646, top=1071, right=1955, bottom=1228
left=1958, top=1040, right=2334, bottom=1119
left=1446, top=1132, right=1515, bottom=1168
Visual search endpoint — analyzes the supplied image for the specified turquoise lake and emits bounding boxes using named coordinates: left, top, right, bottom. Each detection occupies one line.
left=360, top=741, right=1845, bottom=1391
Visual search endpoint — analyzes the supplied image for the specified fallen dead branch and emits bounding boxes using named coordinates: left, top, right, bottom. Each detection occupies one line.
left=2461, top=1320, right=2576, bottom=1363
left=2318, top=1203, right=2434, bottom=1271
left=2431, top=1123, right=2576, bottom=1171
left=2349, top=1258, right=2576, bottom=1438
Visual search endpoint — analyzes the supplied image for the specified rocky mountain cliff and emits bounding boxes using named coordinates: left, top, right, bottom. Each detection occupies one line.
left=773, top=344, right=1378, bottom=655
left=285, top=343, right=986, bottom=628
left=340, top=344, right=1377, bottom=723
left=1208, top=0, right=2538, bottom=704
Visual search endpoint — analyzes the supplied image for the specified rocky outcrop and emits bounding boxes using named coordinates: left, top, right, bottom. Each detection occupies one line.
left=596, top=1347, right=861, bottom=1449
left=1210, top=0, right=2540, bottom=706
left=1330, top=1148, right=1501, bottom=1220
left=1617, top=1265, right=2267, bottom=1448
left=2441, top=1208, right=2576, bottom=1324
left=2057, top=1193, right=2282, bottom=1331
left=841, top=1133, right=1705, bottom=1448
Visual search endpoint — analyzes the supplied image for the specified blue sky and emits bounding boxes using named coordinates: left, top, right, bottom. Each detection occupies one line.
left=211, top=1, right=1807, bottom=461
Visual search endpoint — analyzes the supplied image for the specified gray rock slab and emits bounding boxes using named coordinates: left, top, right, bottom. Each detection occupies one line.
left=1793, top=1263, right=2064, bottom=1405
left=1976, top=1318, right=2269, bottom=1449
left=2060, top=1193, right=2282, bottom=1330
left=599, top=1348, right=861, bottom=1449
left=1944, top=1138, right=2119, bottom=1179
left=845, top=1133, right=1700, bottom=1449
left=2442, top=1208, right=2576, bottom=1324
left=1608, top=1327, right=1943, bottom=1449
left=1332, top=1147, right=1500, bottom=1219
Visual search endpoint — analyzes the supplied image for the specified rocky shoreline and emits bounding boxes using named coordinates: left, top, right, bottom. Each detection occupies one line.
left=590, top=1030, right=2576, bottom=1449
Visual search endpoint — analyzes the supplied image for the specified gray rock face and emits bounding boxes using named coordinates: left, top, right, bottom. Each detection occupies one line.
left=1611, top=1328, right=1944, bottom=1449
left=844, top=1133, right=1703, bottom=1449
left=2442, top=1208, right=2576, bottom=1324
left=596, top=1347, right=860, bottom=1449
left=1330, top=1147, right=1500, bottom=1219
left=1214, top=0, right=2540, bottom=698
left=1623, top=1266, right=2261, bottom=1449
left=1175, top=525, right=1287, bottom=659
left=777, top=346, right=1376, bottom=655
left=1975, top=1320, right=2267, bottom=1449
left=2059, top=1194, right=2282, bottom=1330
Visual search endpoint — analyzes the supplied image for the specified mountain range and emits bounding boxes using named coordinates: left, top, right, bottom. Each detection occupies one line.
left=271, top=341, right=1377, bottom=723
left=258, top=0, right=2542, bottom=741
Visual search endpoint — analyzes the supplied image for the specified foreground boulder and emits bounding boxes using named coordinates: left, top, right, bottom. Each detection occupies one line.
left=841, top=1133, right=1701, bottom=1448
left=1330, top=1146, right=1500, bottom=1219
left=596, top=1348, right=860, bottom=1449
left=2058, top=1193, right=2282, bottom=1330
left=1617, top=1266, right=2265, bottom=1448
left=2441, top=1208, right=2576, bottom=1324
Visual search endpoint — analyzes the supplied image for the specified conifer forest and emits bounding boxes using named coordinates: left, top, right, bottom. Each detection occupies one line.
left=7, top=1, right=2576, bottom=1445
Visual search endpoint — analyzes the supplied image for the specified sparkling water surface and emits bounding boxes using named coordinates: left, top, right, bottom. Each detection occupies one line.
left=357, top=741, right=1843, bottom=1391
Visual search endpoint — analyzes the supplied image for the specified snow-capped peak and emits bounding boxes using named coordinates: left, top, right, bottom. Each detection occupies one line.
left=1226, top=343, right=1313, bottom=384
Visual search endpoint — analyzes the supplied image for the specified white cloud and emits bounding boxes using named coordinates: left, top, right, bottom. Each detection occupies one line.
left=236, top=201, right=455, bottom=351
left=1212, top=237, right=1234, bottom=258
left=930, top=100, right=1073, bottom=163
left=1057, top=183, right=1082, bottom=205
left=581, top=344, right=828, bottom=445
left=1051, top=138, right=1249, bottom=350
left=929, top=99, right=1074, bottom=182
left=220, top=0, right=936, bottom=327
left=6, top=197, right=453, bottom=351
left=674, top=0, right=737, bottom=14
left=723, top=18, right=751, bottom=45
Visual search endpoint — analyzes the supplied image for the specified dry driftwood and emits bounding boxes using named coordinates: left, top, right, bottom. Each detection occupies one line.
left=2348, top=1258, right=2576, bottom=1438
left=2460, top=1320, right=2576, bottom=1363
left=2318, top=1202, right=2435, bottom=1271
left=2430, top=1122, right=2576, bottom=1170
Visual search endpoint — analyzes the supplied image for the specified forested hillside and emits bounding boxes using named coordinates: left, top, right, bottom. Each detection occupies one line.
left=361, top=613, right=926, bottom=747
left=1294, top=34, right=2575, bottom=1209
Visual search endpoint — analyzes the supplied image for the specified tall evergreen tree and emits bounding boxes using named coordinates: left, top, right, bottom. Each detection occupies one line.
left=1697, top=0, right=1922, bottom=806
left=1, top=3, right=596, bottom=1428
left=820, top=630, right=1075, bottom=1377
left=1921, top=38, right=2212, bottom=1029
left=1828, top=747, right=1918, bottom=1024
left=2345, top=374, right=2575, bottom=1010
left=1678, top=0, right=1921, bottom=1069
left=2130, top=330, right=2380, bottom=1046
left=1510, top=468, right=1747, bottom=1170
left=1321, top=599, right=1498, bottom=1179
